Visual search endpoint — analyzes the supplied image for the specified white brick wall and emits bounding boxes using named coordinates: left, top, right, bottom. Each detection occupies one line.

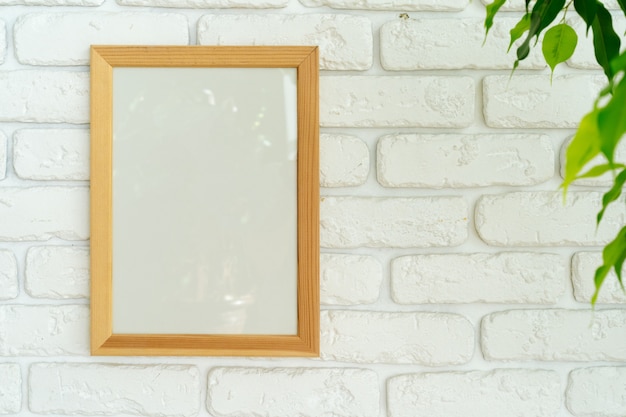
left=566, top=367, right=626, bottom=417
left=25, top=246, right=89, bottom=299
left=208, top=367, right=379, bottom=417
left=391, top=252, right=565, bottom=304
left=1, top=1, right=624, bottom=416
left=198, top=14, right=372, bottom=70
left=388, top=369, right=561, bottom=417
left=0, top=131, right=6, bottom=180
left=13, top=129, right=89, bottom=180
left=377, top=134, right=554, bottom=188
left=482, top=309, right=626, bottom=361
left=0, top=250, right=18, bottom=300
left=321, top=310, right=474, bottom=364
left=0, top=363, right=21, bottom=414
left=29, top=363, right=200, bottom=416
left=321, top=76, right=474, bottom=127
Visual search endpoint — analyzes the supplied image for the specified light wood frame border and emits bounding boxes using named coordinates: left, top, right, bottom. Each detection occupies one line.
left=90, top=46, right=319, bottom=356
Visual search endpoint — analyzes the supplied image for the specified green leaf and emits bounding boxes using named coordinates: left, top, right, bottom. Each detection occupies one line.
left=610, top=50, right=626, bottom=75
left=485, top=0, right=507, bottom=41
left=508, top=14, right=531, bottom=52
left=616, top=0, right=626, bottom=17
left=542, top=23, right=578, bottom=79
left=597, top=76, right=626, bottom=163
left=573, top=0, right=597, bottom=34
left=578, top=163, right=626, bottom=179
left=562, top=109, right=602, bottom=191
left=592, top=226, right=626, bottom=305
left=591, top=2, right=621, bottom=78
left=597, top=169, right=626, bottom=223
left=516, top=0, right=566, bottom=62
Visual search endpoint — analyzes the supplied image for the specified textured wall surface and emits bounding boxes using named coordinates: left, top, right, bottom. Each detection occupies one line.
left=1, top=1, right=625, bottom=416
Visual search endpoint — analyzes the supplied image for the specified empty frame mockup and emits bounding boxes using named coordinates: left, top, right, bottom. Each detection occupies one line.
left=90, top=46, right=319, bottom=356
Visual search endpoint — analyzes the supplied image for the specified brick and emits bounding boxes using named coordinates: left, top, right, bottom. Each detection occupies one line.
left=320, top=253, right=382, bottom=305
left=560, top=135, right=626, bottom=186
left=381, top=18, right=544, bottom=70
left=377, top=134, right=554, bottom=188
left=392, top=252, right=565, bottom=304
left=0, top=364, right=21, bottom=414
left=118, top=0, right=286, bottom=7
left=388, top=369, right=560, bottom=417
left=0, top=131, right=6, bottom=180
left=0, top=250, right=18, bottom=300
left=482, top=309, right=626, bottom=361
left=208, top=367, right=378, bottom=417
left=0, top=0, right=101, bottom=5
left=0, top=187, right=89, bottom=241
left=300, top=0, right=468, bottom=11
left=29, top=363, right=200, bottom=417
left=15, top=13, right=188, bottom=66
left=14, top=129, right=89, bottom=180
left=321, top=310, right=473, bottom=364
left=483, top=75, right=604, bottom=128
left=0, top=305, right=88, bottom=356
left=320, top=134, right=369, bottom=187
left=572, top=252, right=626, bottom=304
left=25, top=246, right=89, bottom=299
left=567, top=16, right=626, bottom=70
left=321, top=76, right=474, bottom=127
left=320, top=196, right=468, bottom=248
left=484, top=0, right=622, bottom=11
left=567, top=367, right=626, bottom=417
left=475, top=191, right=626, bottom=246
left=0, top=20, right=5, bottom=65
left=198, top=14, right=372, bottom=70
left=0, top=71, right=88, bottom=123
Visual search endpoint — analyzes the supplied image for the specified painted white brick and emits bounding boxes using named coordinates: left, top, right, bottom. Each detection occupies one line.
left=15, top=13, right=188, bottom=66
left=197, top=14, right=372, bottom=71
left=0, top=20, right=5, bottom=65
left=482, top=309, right=626, bottom=361
left=320, top=134, right=369, bottom=187
left=475, top=192, right=626, bottom=246
left=0, top=131, right=6, bottom=180
left=321, top=76, right=474, bottom=127
left=0, top=71, right=88, bottom=124
left=320, top=253, right=382, bottom=305
left=0, top=187, right=89, bottom=241
left=300, top=0, right=468, bottom=11
left=483, top=75, right=605, bottom=128
left=25, top=246, right=89, bottom=299
left=381, top=18, right=544, bottom=70
left=321, top=310, right=474, bottom=364
left=118, top=0, right=286, bottom=7
left=484, top=0, right=622, bottom=11
left=0, top=0, right=101, bottom=5
left=377, top=134, right=554, bottom=188
left=14, top=129, right=89, bottom=180
left=388, top=369, right=561, bottom=417
left=0, top=250, right=18, bottom=300
left=208, top=367, right=379, bottom=417
left=560, top=135, right=626, bottom=186
left=567, top=16, right=626, bottom=70
left=0, top=305, right=88, bottom=356
left=29, top=363, right=200, bottom=417
left=572, top=252, right=626, bottom=304
left=567, top=367, right=626, bottom=417
left=320, top=196, right=468, bottom=248
left=391, top=252, right=565, bottom=304
left=0, top=364, right=21, bottom=415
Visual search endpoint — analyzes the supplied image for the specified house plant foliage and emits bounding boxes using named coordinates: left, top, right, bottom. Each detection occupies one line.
left=485, top=0, right=626, bottom=304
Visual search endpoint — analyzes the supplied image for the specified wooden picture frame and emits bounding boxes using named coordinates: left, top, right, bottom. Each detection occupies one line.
left=90, top=46, right=319, bottom=356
